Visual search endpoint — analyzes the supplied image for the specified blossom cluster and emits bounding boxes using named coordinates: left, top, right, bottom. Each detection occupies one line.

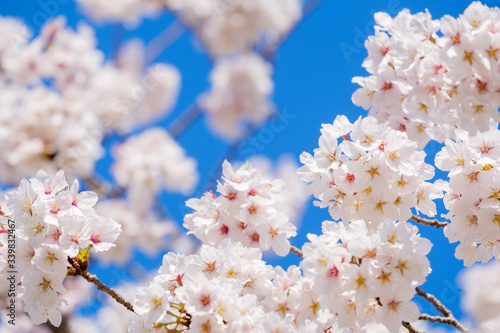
left=75, top=0, right=164, bottom=26
left=0, top=16, right=180, bottom=185
left=199, top=53, right=274, bottom=140
left=435, top=124, right=500, bottom=266
left=301, top=219, right=432, bottom=332
left=1, top=1, right=497, bottom=332
left=130, top=240, right=320, bottom=333
left=166, top=0, right=301, bottom=56
left=113, top=127, right=199, bottom=207
left=94, top=198, right=196, bottom=265
left=76, top=0, right=301, bottom=57
left=459, top=261, right=500, bottom=332
left=184, top=160, right=296, bottom=256
left=129, top=219, right=432, bottom=333
left=78, top=0, right=289, bottom=142
left=247, top=155, right=309, bottom=226
left=298, top=115, right=441, bottom=226
left=0, top=275, right=96, bottom=332
left=352, top=2, right=500, bottom=148
left=0, top=170, right=121, bottom=326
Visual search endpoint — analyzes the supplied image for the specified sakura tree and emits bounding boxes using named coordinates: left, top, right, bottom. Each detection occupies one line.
left=0, top=1, right=500, bottom=332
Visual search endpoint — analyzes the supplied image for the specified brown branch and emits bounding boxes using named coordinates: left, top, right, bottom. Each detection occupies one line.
left=303, top=0, right=325, bottom=17
left=290, top=245, right=303, bottom=258
left=111, top=23, right=124, bottom=60
left=68, top=257, right=135, bottom=313
left=410, top=215, right=448, bottom=229
left=168, top=103, right=202, bottom=139
left=202, top=117, right=272, bottom=192
left=263, top=0, right=325, bottom=60
left=81, top=175, right=125, bottom=199
left=416, top=287, right=468, bottom=332
left=416, top=287, right=451, bottom=317
left=402, top=321, right=423, bottom=333
left=419, top=314, right=468, bottom=332
left=145, top=20, right=186, bottom=64
left=82, top=176, right=111, bottom=197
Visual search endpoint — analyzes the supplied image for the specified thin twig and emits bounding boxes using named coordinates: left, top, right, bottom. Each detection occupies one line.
left=402, top=321, right=423, bottom=333
left=303, top=0, right=326, bottom=18
left=202, top=118, right=270, bottom=192
left=68, top=257, right=135, bottom=313
left=410, top=215, right=448, bottom=229
left=145, top=20, right=186, bottom=64
left=168, top=104, right=202, bottom=139
left=82, top=176, right=125, bottom=199
left=82, top=176, right=111, bottom=197
left=290, top=245, right=303, bottom=258
left=419, top=314, right=467, bottom=332
left=111, top=24, right=124, bottom=60
left=80, top=271, right=135, bottom=313
left=263, top=0, right=325, bottom=59
left=416, top=287, right=451, bottom=317
left=416, top=287, right=468, bottom=332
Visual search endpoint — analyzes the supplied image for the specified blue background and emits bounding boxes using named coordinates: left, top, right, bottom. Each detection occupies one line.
left=3, top=0, right=499, bottom=330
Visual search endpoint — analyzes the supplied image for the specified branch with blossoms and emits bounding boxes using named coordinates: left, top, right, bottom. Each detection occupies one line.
left=3, top=1, right=500, bottom=332
left=291, top=243, right=468, bottom=332
left=415, top=287, right=469, bottom=332
left=67, top=256, right=135, bottom=313
left=290, top=245, right=303, bottom=258
left=410, top=215, right=448, bottom=229
left=402, top=321, right=423, bottom=333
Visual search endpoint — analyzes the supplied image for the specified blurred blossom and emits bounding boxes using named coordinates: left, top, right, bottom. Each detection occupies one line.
left=113, top=127, right=199, bottom=207
left=94, top=198, right=191, bottom=265
left=75, top=0, right=164, bottom=27
left=166, top=0, right=302, bottom=56
left=199, top=53, right=274, bottom=140
left=0, top=17, right=181, bottom=184
left=460, top=261, right=500, bottom=331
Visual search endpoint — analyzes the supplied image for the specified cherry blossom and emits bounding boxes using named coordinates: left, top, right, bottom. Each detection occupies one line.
left=0, top=16, right=181, bottom=185
left=2, top=170, right=121, bottom=325
left=113, top=127, right=199, bottom=207
left=166, top=0, right=301, bottom=56
left=0, top=2, right=496, bottom=333
left=436, top=123, right=500, bottom=265
left=184, top=160, right=296, bottom=256
left=199, top=53, right=274, bottom=140
left=301, top=219, right=431, bottom=332
left=352, top=2, right=500, bottom=148
left=298, top=115, right=441, bottom=227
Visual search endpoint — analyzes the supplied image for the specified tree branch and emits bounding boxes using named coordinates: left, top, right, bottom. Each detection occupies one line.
left=111, top=23, right=124, bottom=60
left=290, top=245, right=303, bottom=258
left=402, top=321, right=423, bottom=333
left=416, top=287, right=468, bottom=332
left=419, top=314, right=467, bottom=332
left=168, top=103, right=202, bottom=139
left=263, top=0, right=325, bottom=60
left=202, top=118, right=271, bottom=192
left=82, top=175, right=124, bottom=200
left=416, top=287, right=451, bottom=317
left=410, top=215, right=448, bottom=229
left=82, top=176, right=111, bottom=197
left=145, top=20, right=186, bottom=64
left=303, top=0, right=326, bottom=17
left=68, top=257, right=135, bottom=313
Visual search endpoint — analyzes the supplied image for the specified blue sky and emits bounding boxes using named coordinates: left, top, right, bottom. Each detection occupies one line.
left=3, top=0, right=499, bottom=329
